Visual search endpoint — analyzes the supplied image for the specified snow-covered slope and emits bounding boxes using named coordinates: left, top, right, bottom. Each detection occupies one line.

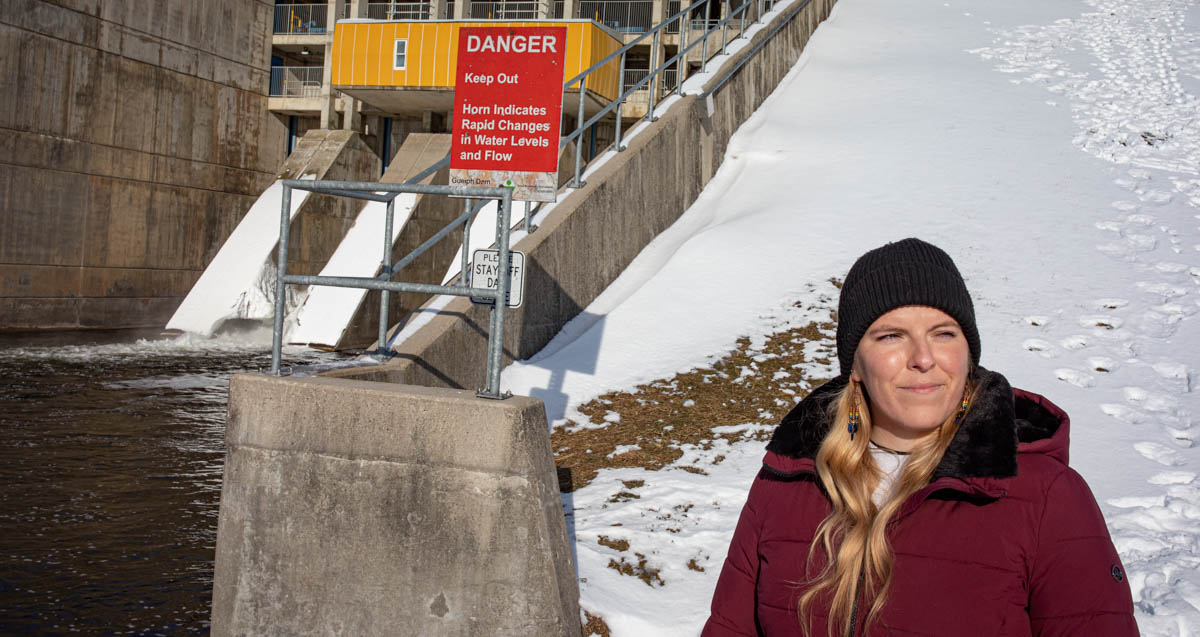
left=502, top=0, right=1200, bottom=633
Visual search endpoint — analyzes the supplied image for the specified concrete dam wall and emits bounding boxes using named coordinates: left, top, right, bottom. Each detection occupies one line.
left=0, top=0, right=286, bottom=331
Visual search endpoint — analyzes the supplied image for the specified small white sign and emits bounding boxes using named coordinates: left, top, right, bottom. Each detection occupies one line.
left=468, top=249, right=525, bottom=308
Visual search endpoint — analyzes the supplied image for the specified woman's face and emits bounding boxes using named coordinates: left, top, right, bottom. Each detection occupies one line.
left=850, top=306, right=971, bottom=451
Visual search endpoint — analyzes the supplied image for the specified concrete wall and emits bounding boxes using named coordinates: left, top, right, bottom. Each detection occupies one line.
left=212, top=374, right=580, bottom=636
left=321, top=0, right=837, bottom=389
left=0, top=0, right=286, bottom=330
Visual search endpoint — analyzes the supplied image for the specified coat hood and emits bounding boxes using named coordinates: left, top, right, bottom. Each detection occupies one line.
left=763, top=367, right=1070, bottom=479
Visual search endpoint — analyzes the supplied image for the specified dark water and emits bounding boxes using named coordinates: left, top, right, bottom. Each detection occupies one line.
left=0, top=330, right=349, bottom=634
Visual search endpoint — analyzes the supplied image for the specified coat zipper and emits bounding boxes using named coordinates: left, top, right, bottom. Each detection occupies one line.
left=847, top=568, right=865, bottom=637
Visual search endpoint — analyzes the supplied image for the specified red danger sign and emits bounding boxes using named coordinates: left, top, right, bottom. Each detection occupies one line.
left=449, top=26, right=567, bottom=202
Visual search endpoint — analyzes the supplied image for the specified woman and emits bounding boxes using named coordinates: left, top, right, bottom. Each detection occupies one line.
left=703, top=239, right=1137, bottom=636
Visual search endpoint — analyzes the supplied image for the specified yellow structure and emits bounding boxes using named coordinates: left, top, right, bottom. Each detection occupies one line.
left=331, top=20, right=622, bottom=115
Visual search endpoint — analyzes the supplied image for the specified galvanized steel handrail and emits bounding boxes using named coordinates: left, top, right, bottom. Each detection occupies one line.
left=559, top=0, right=764, bottom=185
left=699, top=0, right=801, bottom=98
left=270, top=179, right=515, bottom=399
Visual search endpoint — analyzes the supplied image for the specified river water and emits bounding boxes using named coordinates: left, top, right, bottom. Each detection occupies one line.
left=0, top=329, right=349, bottom=634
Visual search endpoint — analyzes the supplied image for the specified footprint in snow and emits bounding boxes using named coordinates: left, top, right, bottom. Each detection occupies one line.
left=1106, top=494, right=1167, bottom=509
left=1139, top=189, right=1174, bottom=205
left=1088, top=356, right=1118, bottom=372
left=1101, top=403, right=1145, bottom=424
left=1024, top=315, right=1050, bottom=327
left=1136, top=281, right=1188, bottom=300
left=1022, top=339, right=1056, bottom=357
left=1134, top=441, right=1184, bottom=466
left=1095, top=298, right=1130, bottom=310
left=1055, top=368, right=1096, bottom=388
left=1111, top=200, right=1141, bottom=212
left=1079, top=316, right=1124, bottom=330
left=1061, top=335, right=1090, bottom=350
left=1131, top=308, right=1185, bottom=338
left=1152, top=362, right=1190, bottom=386
left=1122, top=386, right=1180, bottom=414
left=1146, top=471, right=1195, bottom=486
left=1125, top=213, right=1156, bottom=225
left=1095, top=221, right=1123, bottom=233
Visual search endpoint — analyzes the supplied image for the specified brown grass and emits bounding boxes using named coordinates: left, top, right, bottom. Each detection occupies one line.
left=597, top=535, right=630, bottom=552
left=583, top=610, right=612, bottom=637
left=608, top=552, right=665, bottom=587
left=552, top=310, right=836, bottom=492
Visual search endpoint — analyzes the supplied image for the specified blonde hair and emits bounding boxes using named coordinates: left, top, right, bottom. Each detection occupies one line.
left=796, top=377, right=974, bottom=637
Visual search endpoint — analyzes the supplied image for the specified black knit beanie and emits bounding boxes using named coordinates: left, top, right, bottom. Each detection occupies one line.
left=836, top=238, right=980, bottom=377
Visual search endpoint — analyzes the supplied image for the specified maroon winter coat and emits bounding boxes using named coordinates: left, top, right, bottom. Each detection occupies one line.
left=703, top=368, right=1137, bottom=636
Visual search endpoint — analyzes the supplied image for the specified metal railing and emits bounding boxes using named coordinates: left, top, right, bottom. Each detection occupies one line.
left=560, top=0, right=784, bottom=187
left=367, top=1, right=433, bottom=19
left=271, top=176, right=520, bottom=399
left=666, top=0, right=681, bottom=31
left=469, top=1, right=539, bottom=18
left=269, top=66, right=324, bottom=97
left=273, top=3, right=328, bottom=34
left=577, top=0, right=654, bottom=32
left=622, top=67, right=677, bottom=94
left=266, top=0, right=806, bottom=395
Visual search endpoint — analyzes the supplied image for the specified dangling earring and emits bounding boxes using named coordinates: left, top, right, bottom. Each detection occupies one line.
left=955, top=389, right=969, bottom=422
left=848, top=400, right=861, bottom=441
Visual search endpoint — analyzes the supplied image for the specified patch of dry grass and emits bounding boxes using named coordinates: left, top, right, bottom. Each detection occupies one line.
left=597, top=535, right=630, bottom=552
left=552, top=310, right=836, bottom=492
left=583, top=610, right=611, bottom=637
left=607, top=552, right=665, bottom=587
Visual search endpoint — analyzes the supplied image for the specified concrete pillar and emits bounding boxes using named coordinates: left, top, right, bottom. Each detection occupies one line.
left=342, top=95, right=362, bottom=131
left=212, top=375, right=582, bottom=636
left=537, top=0, right=552, bottom=19
left=562, top=0, right=576, bottom=19
left=430, top=0, right=446, bottom=19
left=453, top=0, right=468, bottom=19
left=320, top=53, right=340, bottom=129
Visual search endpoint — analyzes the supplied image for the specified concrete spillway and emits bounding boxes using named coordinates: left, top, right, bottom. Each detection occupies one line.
left=166, top=129, right=381, bottom=338
left=165, top=179, right=313, bottom=337
left=287, top=134, right=454, bottom=350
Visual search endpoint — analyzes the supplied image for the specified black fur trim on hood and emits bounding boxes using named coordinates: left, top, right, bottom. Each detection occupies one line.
left=766, top=367, right=1064, bottom=480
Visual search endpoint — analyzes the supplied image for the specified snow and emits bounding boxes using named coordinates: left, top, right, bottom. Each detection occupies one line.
left=288, top=194, right=418, bottom=347
left=165, top=178, right=313, bottom=336
left=496, top=0, right=1200, bottom=633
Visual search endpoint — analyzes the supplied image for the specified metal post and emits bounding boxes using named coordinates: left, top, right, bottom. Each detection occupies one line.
left=572, top=76, right=587, bottom=188
left=614, top=50, right=626, bottom=151
left=721, top=3, right=728, bottom=55
left=649, top=30, right=660, bottom=121
left=702, top=0, right=710, bottom=72
left=270, top=185, right=292, bottom=375
left=377, top=195, right=396, bottom=354
left=678, top=13, right=689, bottom=90
left=479, top=191, right=514, bottom=399
left=523, top=200, right=536, bottom=233
left=740, top=0, right=745, bottom=38
left=460, top=198, right=471, bottom=286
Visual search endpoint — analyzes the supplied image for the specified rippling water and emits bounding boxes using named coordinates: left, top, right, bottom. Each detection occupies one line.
left=0, top=329, right=350, bottom=634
